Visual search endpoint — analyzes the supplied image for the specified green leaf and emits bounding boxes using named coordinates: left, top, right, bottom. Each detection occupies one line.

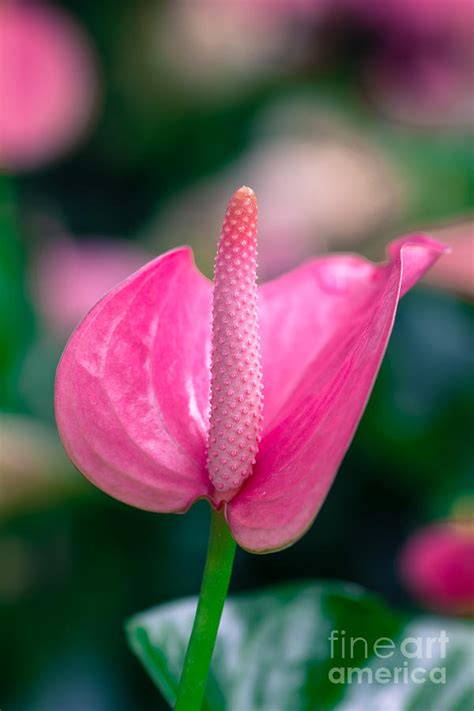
left=126, top=582, right=473, bottom=710
left=0, top=174, right=34, bottom=409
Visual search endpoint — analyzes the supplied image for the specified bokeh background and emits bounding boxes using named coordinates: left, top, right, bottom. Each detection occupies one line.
left=1, top=1, right=473, bottom=709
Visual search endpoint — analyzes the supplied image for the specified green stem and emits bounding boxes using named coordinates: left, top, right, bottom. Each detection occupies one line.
left=174, top=508, right=236, bottom=711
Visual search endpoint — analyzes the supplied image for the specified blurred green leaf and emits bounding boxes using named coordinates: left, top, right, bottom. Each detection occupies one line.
left=0, top=175, right=34, bottom=409
left=126, top=581, right=473, bottom=710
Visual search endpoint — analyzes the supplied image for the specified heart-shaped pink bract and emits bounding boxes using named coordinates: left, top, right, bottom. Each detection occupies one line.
left=55, top=187, right=446, bottom=552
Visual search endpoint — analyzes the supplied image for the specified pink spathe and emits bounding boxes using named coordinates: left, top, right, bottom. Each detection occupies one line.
left=399, top=521, right=474, bottom=615
left=0, top=3, right=98, bottom=171
left=55, top=188, right=447, bottom=552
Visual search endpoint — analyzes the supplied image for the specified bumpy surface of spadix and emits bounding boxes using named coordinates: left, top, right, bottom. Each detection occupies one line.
left=55, top=187, right=447, bottom=552
left=207, top=187, right=263, bottom=495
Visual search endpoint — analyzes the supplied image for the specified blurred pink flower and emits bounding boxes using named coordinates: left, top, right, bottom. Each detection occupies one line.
left=424, top=219, right=474, bottom=299
left=55, top=188, right=445, bottom=552
left=369, top=51, right=474, bottom=128
left=342, top=0, right=474, bottom=127
left=399, top=520, right=474, bottom=615
left=238, top=134, right=403, bottom=278
left=152, top=108, right=404, bottom=280
left=34, top=238, right=148, bottom=337
left=155, top=0, right=319, bottom=97
left=361, top=0, right=474, bottom=39
left=230, top=0, right=325, bottom=18
left=0, top=2, right=99, bottom=171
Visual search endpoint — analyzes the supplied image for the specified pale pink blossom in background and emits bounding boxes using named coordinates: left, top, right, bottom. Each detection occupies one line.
left=399, top=520, right=474, bottom=615
left=424, top=219, right=474, bottom=299
left=150, top=107, right=404, bottom=279
left=33, top=238, right=149, bottom=337
left=240, top=135, right=402, bottom=277
left=152, top=0, right=318, bottom=97
left=0, top=2, right=99, bottom=171
left=230, top=0, right=326, bottom=18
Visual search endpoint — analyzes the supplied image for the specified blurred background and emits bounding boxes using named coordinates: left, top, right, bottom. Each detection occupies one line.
left=0, top=0, right=473, bottom=708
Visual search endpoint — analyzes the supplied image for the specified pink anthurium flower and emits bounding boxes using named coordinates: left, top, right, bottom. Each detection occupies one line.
left=399, top=519, right=474, bottom=615
left=55, top=187, right=446, bottom=553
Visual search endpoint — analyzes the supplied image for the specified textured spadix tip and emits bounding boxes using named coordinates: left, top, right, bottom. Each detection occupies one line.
left=235, top=185, right=255, bottom=199
left=207, top=187, right=263, bottom=500
left=221, top=186, right=258, bottom=245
